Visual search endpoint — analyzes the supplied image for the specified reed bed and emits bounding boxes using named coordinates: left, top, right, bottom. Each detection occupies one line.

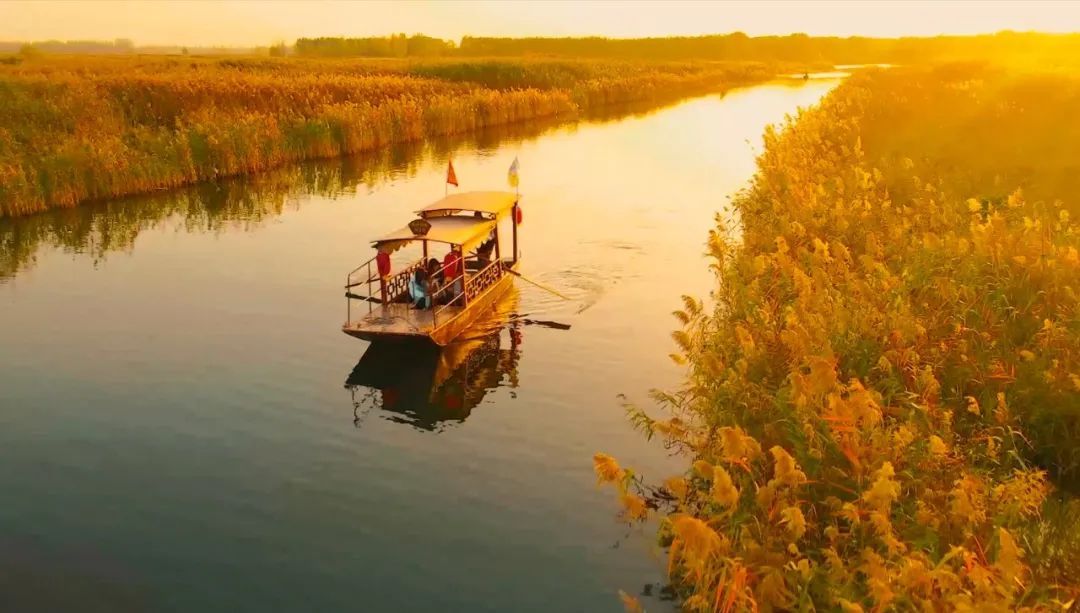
left=0, top=56, right=770, bottom=217
left=599, top=64, right=1080, bottom=610
left=0, top=115, right=566, bottom=281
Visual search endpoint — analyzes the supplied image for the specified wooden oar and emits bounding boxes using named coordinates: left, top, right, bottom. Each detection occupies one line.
left=521, top=318, right=572, bottom=331
left=344, top=291, right=382, bottom=303
left=508, top=313, right=572, bottom=331
left=506, top=269, right=572, bottom=301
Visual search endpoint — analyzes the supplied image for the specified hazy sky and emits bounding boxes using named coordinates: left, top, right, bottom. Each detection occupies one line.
left=2, top=0, right=1080, bottom=46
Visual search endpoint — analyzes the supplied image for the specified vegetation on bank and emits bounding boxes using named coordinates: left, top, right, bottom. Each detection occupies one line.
left=0, top=55, right=770, bottom=217
left=286, top=32, right=1080, bottom=65
left=11, top=31, right=1080, bottom=64
left=458, top=31, right=1080, bottom=64
left=599, top=64, right=1080, bottom=610
left=0, top=115, right=564, bottom=281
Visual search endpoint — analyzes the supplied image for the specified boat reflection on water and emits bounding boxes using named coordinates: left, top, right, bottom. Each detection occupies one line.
left=345, top=289, right=523, bottom=432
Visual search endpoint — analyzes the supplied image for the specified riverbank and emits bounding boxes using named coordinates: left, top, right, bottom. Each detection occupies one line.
left=601, top=64, right=1080, bottom=610
left=0, top=56, right=772, bottom=218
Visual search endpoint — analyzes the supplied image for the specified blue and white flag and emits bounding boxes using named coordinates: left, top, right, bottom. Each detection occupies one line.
left=507, top=156, right=520, bottom=189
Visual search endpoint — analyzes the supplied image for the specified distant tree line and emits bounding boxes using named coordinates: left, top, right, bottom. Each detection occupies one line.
left=0, top=39, right=134, bottom=54
left=5, top=32, right=1080, bottom=65
left=457, top=31, right=1080, bottom=64
left=293, top=35, right=454, bottom=58
left=0, top=39, right=265, bottom=56
left=283, top=31, right=1080, bottom=65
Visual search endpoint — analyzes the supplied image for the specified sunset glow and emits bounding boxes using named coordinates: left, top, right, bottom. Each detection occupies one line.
left=2, top=0, right=1080, bottom=46
left=3, top=0, right=1080, bottom=609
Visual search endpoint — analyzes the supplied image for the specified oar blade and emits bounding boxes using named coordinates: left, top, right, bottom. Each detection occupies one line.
left=506, top=269, right=572, bottom=301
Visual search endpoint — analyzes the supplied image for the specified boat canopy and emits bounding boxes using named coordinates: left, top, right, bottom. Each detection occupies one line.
left=373, top=215, right=496, bottom=254
left=417, top=191, right=519, bottom=220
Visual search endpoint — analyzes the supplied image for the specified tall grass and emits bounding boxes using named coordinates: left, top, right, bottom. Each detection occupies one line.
left=0, top=56, right=770, bottom=218
left=598, top=64, right=1080, bottom=611
left=0, top=114, right=567, bottom=281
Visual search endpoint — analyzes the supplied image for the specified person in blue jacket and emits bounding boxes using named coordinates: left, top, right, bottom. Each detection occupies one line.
left=409, top=267, right=431, bottom=309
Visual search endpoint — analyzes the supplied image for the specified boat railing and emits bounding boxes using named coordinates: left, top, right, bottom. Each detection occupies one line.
left=464, top=258, right=504, bottom=303
left=344, top=255, right=379, bottom=323
left=345, top=254, right=503, bottom=332
left=344, top=256, right=422, bottom=325
left=384, top=261, right=424, bottom=304
left=431, top=260, right=467, bottom=329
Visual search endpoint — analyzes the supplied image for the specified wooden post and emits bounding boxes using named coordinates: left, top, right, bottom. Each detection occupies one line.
left=461, top=244, right=469, bottom=307
left=367, top=261, right=373, bottom=314
left=511, top=204, right=519, bottom=263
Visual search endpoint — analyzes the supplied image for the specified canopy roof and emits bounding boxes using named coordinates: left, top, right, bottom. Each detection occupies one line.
left=417, top=191, right=519, bottom=219
left=373, top=215, right=495, bottom=253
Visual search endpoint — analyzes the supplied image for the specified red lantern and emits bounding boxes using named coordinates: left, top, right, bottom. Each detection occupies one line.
left=515, top=206, right=523, bottom=225
left=376, top=251, right=391, bottom=277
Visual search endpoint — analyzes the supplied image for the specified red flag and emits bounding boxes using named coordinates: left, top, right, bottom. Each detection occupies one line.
left=446, top=158, right=458, bottom=187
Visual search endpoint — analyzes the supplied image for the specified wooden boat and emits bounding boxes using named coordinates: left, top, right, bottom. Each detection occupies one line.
left=342, top=191, right=523, bottom=346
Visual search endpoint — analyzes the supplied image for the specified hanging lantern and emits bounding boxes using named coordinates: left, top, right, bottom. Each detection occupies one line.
left=376, top=251, right=391, bottom=277
left=515, top=206, right=523, bottom=225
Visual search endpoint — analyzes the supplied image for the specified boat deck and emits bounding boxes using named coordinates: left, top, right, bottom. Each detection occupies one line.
left=344, top=303, right=465, bottom=340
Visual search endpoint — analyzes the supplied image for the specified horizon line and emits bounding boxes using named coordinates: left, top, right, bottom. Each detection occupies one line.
left=5, top=29, right=1079, bottom=50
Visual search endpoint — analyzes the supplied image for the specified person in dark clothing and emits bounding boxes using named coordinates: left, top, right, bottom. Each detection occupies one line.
left=476, top=236, right=495, bottom=266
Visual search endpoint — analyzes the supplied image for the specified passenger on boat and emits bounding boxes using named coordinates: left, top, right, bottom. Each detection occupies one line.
left=442, top=246, right=463, bottom=301
left=427, top=258, right=442, bottom=281
left=426, top=258, right=444, bottom=296
left=409, top=268, right=431, bottom=309
left=475, top=235, right=495, bottom=266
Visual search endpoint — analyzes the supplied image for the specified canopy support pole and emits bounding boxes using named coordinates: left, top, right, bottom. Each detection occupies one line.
left=512, top=203, right=519, bottom=263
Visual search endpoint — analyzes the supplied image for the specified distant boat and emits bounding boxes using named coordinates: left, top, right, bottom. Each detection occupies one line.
left=342, top=191, right=523, bottom=346
left=803, top=72, right=809, bottom=80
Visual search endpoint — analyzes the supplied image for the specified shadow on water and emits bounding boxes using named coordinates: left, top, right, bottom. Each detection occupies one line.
left=345, top=289, right=524, bottom=433
left=0, top=88, right=748, bottom=283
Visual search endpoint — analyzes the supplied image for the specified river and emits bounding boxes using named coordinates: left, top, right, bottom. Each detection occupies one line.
left=0, top=77, right=841, bottom=612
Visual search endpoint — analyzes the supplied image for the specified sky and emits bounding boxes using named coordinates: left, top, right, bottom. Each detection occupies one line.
left=2, top=0, right=1079, bottom=47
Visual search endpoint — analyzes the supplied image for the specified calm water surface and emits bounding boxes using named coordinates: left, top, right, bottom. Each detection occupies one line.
left=0, top=79, right=839, bottom=612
